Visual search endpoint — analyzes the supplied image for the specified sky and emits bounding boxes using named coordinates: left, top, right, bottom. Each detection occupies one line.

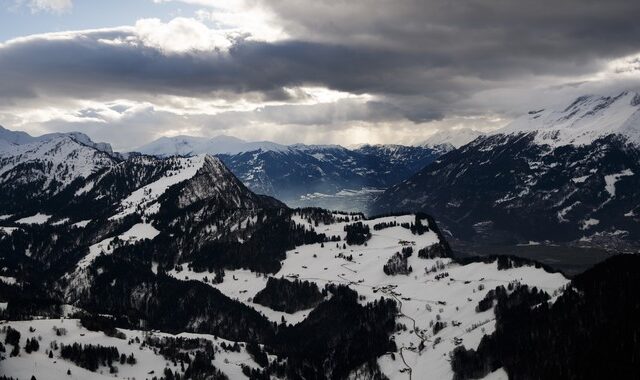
left=1, top=0, right=640, bottom=151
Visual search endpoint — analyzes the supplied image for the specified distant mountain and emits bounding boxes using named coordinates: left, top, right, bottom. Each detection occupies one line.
left=136, top=135, right=289, bottom=156
left=420, top=128, right=485, bottom=150
left=353, top=144, right=447, bottom=177
left=0, top=125, right=34, bottom=145
left=372, top=91, right=640, bottom=247
left=136, top=137, right=446, bottom=212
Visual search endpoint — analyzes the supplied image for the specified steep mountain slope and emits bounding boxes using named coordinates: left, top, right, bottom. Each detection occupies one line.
left=354, top=143, right=446, bottom=180
left=0, top=129, right=119, bottom=213
left=372, top=92, right=640, bottom=247
left=420, top=128, right=485, bottom=150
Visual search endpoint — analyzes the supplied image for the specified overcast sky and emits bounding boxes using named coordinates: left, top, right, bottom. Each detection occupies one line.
left=1, top=0, right=640, bottom=150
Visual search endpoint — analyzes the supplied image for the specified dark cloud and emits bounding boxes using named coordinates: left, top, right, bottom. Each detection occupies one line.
left=6, top=0, right=640, bottom=104
left=2, top=0, right=640, bottom=146
left=0, top=31, right=444, bottom=99
left=261, top=0, right=640, bottom=61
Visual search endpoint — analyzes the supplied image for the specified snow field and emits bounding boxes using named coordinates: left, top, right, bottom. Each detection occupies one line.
left=169, top=213, right=569, bottom=379
left=0, top=319, right=261, bottom=380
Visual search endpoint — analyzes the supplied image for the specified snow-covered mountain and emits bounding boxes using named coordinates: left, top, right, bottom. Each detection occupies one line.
left=136, top=136, right=445, bottom=212
left=497, top=90, right=640, bottom=146
left=373, top=92, right=640, bottom=247
left=137, top=134, right=289, bottom=156
left=420, top=128, right=485, bottom=150
left=0, top=126, right=119, bottom=212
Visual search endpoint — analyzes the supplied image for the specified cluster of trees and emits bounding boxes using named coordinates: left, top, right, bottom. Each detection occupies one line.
left=268, top=285, right=398, bottom=379
left=253, top=277, right=324, bottom=313
left=434, top=272, right=449, bottom=280
left=3, top=327, right=20, bottom=347
left=145, top=335, right=214, bottom=367
left=59, top=343, right=128, bottom=372
left=344, top=222, right=372, bottom=245
left=418, top=243, right=449, bottom=259
left=3, top=326, right=21, bottom=357
left=294, top=208, right=361, bottom=226
left=383, top=250, right=413, bottom=275
left=451, top=255, right=640, bottom=380
left=144, top=337, right=230, bottom=380
left=82, top=254, right=275, bottom=343
left=399, top=215, right=430, bottom=235
left=373, top=220, right=398, bottom=230
left=192, top=218, right=327, bottom=273
left=433, top=320, right=447, bottom=335
left=453, top=254, right=556, bottom=273
left=182, top=351, right=227, bottom=380
left=475, top=286, right=507, bottom=313
left=79, top=314, right=127, bottom=339
left=24, top=337, right=39, bottom=353
left=246, top=341, right=269, bottom=367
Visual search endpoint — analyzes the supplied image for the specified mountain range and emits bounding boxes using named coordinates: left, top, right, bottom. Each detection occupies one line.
left=372, top=91, right=640, bottom=248
left=137, top=135, right=452, bottom=212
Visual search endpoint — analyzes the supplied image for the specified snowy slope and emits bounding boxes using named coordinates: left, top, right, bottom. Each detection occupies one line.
left=0, top=131, right=119, bottom=214
left=168, top=212, right=569, bottom=380
left=420, top=129, right=485, bottom=149
left=0, top=319, right=262, bottom=380
left=497, top=90, right=640, bottom=146
left=0, top=125, right=35, bottom=146
left=0, top=135, right=116, bottom=186
left=110, top=155, right=208, bottom=219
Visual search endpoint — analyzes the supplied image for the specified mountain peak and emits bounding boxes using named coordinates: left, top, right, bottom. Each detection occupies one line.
left=0, top=125, right=114, bottom=155
left=498, top=90, right=640, bottom=146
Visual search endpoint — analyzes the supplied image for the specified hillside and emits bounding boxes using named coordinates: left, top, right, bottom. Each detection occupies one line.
left=372, top=92, right=640, bottom=248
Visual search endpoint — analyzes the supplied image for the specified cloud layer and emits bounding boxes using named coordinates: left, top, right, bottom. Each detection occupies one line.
left=2, top=0, right=640, bottom=150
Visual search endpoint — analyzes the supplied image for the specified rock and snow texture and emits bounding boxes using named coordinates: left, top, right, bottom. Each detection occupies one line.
left=0, top=127, right=118, bottom=214
left=0, top=135, right=116, bottom=187
left=111, top=155, right=207, bottom=219
left=497, top=90, right=640, bottom=146
left=168, top=213, right=568, bottom=380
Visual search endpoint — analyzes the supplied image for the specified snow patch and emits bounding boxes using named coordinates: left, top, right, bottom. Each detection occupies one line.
left=16, top=213, right=51, bottom=224
left=111, top=155, right=206, bottom=219
left=604, top=169, right=633, bottom=198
